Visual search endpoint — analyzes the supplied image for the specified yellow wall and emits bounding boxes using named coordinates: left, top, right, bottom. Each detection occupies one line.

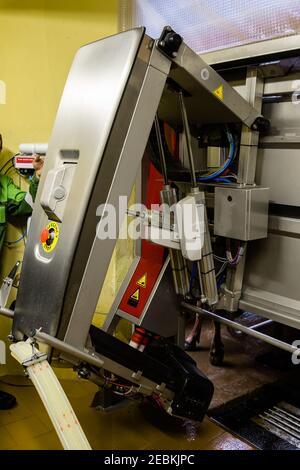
left=0, top=0, right=119, bottom=374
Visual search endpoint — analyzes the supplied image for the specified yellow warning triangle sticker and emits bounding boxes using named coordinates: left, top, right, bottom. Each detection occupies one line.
left=213, top=84, right=224, bottom=101
left=130, top=288, right=140, bottom=302
left=137, top=273, right=147, bottom=289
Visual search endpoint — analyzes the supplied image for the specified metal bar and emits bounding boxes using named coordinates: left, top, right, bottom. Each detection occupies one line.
left=259, top=415, right=300, bottom=441
left=0, top=307, right=14, bottom=319
left=249, top=319, right=273, bottom=330
left=268, top=409, right=300, bottom=430
left=181, top=302, right=299, bottom=354
left=178, top=91, right=197, bottom=188
left=35, top=330, right=104, bottom=368
left=263, top=411, right=300, bottom=435
left=154, top=114, right=168, bottom=185
left=274, top=406, right=300, bottom=425
left=237, top=67, right=263, bottom=185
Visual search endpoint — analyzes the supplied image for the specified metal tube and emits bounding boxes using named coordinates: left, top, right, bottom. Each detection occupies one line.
left=0, top=307, right=14, bottom=319
left=34, top=330, right=104, bottom=368
left=154, top=114, right=168, bottom=185
left=249, top=319, right=273, bottom=330
left=181, top=302, right=299, bottom=354
left=178, top=91, right=197, bottom=187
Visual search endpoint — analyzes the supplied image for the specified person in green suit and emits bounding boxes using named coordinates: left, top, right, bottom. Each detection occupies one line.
left=0, top=155, right=44, bottom=410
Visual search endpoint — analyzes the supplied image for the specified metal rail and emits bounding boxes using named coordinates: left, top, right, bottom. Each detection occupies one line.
left=181, top=302, right=299, bottom=354
left=0, top=307, right=15, bottom=319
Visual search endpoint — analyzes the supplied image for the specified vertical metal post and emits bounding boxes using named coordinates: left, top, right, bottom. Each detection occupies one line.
left=237, top=67, right=264, bottom=185
left=154, top=115, right=169, bottom=185
left=223, top=67, right=264, bottom=311
left=178, top=92, right=197, bottom=188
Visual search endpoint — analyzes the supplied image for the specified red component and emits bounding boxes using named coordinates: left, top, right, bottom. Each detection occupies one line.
left=119, top=163, right=165, bottom=319
left=40, top=228, right=49, bottom=243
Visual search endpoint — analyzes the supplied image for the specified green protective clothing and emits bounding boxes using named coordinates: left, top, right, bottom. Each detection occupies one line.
left=0, top=174, right=39, bottom=251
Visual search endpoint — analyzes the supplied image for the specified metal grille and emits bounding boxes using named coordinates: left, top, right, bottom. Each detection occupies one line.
left=256, top=403, right=300, bottom=448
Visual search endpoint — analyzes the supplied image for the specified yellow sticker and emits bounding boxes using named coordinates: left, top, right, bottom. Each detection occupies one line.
left=128, top=288, right=140, bottom=307
left=131, top=289, right=140, bottom=302
left=41, top=221, right=59, bottom=253
left=137, top=273, right=147, bottom=289
left=213, top=84, right=224, bottom=101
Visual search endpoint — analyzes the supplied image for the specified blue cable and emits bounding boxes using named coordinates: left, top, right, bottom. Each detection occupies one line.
left=197, top=130, right=236, bottom=182
left=189, top=261, right=197, bottom=294
left=217, top=273, right=226, bottom=289
left=213, top=177, right=234, bottom=184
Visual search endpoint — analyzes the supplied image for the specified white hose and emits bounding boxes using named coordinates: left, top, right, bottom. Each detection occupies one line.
left=10, top=341, right=91, bottom=450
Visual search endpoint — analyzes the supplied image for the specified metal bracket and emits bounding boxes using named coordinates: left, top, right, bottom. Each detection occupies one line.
left=157, top=26, right=183, bottom=59
left=0, top=261, right=20, bottom=308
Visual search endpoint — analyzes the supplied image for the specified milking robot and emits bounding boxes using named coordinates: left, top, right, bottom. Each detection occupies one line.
left=1, top=26, right=300, bottom=447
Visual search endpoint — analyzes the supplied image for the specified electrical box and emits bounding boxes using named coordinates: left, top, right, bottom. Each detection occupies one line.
left=214, top=186, right=269, bottom=241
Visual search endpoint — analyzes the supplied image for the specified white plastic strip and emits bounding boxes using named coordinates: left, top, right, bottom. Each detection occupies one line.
left=10, top=341, right=91, bottom=450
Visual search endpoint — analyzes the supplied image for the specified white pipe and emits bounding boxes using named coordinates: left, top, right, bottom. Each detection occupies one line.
left=10, top=341, right=91, bottom=450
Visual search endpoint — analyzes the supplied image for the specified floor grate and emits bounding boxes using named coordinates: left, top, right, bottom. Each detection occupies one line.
left=255, top=402, right=300, bottom=449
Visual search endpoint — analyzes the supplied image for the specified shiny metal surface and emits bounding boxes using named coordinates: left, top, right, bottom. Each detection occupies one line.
left=241, top=231, right=300, bottom=329
left=63, top=44, right=171, bottom=350
left=13, top=28, right=149, bottom=339
left=158, top=40, right=262, bottom=133
left=237, top=67, right=263, bottom=185
left=214, top=186, right=269, bottom=241
left=257, top=100, right=300, bottom=206
left=0, top=307, right=14, bottom=319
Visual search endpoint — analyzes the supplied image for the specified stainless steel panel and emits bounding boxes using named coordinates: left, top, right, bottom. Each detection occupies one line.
left=256, top=147, right=300, bottom=206
left=13, top=28, right=148, bottom=339
left=63, top=50, right=171, bottom=350
left=241, top=231, right=300, bottom=329
left=256, top=100, right=300, bottom=206
left=261, top=101, right=300, bottom=144
left=264, top=72, right=300, bottom=95
left=214, top=186, right=269, bottom=241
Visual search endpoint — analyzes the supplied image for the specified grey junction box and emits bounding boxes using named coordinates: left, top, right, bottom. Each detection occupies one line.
left=214, top=186, right=269, bottom=241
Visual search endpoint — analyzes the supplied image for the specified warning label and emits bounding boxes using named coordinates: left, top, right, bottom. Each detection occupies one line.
left=136, top=273, right=147, bottom=289
left=213, top=84, right=224, bottom=101
left=128, top=288, right=140, bottom=307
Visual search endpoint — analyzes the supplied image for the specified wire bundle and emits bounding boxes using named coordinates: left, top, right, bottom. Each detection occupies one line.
left=197, top=128, right=237, bottom=184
